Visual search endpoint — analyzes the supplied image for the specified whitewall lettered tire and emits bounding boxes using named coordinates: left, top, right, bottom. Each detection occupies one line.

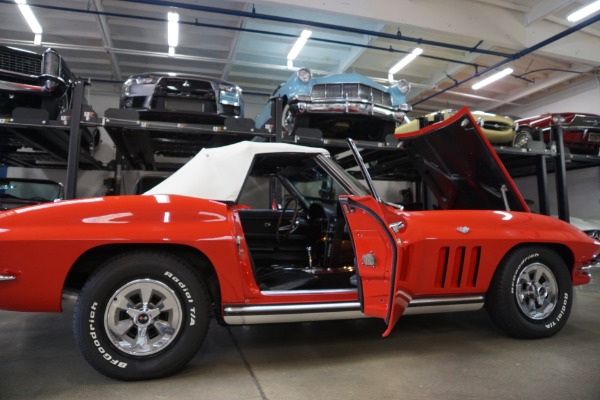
left=73, top=251, right=210, bottom=380
left=486, top=246, right=572, bottom=339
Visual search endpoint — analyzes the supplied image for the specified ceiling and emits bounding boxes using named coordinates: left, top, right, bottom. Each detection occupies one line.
left=1, top=0, right=599, bottom=117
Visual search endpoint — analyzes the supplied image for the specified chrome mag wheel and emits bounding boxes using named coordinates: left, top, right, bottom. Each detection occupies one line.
left=514, top=263, right=558, bottom=320
left=105, top=279, right=183, bottom=356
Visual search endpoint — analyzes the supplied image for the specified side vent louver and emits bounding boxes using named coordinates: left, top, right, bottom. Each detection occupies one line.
left=435, top=246, right=481, bottom=288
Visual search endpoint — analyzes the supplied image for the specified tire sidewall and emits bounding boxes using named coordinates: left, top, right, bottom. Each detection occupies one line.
left=74, top=253, right=209, bottom=380
left=507, top=249, right=572, bottom=337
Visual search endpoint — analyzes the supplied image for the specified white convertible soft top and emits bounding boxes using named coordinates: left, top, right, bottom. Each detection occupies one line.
left=145, top=141, right=329, bottom=202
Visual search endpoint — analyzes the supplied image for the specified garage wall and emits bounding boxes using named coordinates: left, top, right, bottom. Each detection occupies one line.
left=502, top=77, right=600, bottom=117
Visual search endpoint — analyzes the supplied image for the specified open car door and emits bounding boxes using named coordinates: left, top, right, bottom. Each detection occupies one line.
left=339, top=194, right=410, bottom=337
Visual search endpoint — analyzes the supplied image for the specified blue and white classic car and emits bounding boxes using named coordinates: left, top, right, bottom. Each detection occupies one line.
left=255, top=68, right=411, bottom=141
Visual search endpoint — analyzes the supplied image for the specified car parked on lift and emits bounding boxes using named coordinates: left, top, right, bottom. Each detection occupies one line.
left=0, top=45, right=75, bottom=120
left=0, top=108, right=597, bottom=381
left=513, top=112, right=600, bottom=154
left=395, top=109, right=517, bottom=145
left=0, top=177, right=63, bottom=210
left=0, top=44, right=100, bottom=154
left=120, top=72, right=244, bottom=124
left=255, top=68, right=411, bottom=141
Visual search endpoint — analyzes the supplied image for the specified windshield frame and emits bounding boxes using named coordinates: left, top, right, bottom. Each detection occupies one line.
left=314, top=154, right=370, bottom=198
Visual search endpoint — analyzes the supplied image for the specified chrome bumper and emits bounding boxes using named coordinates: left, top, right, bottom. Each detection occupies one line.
left=582, top=259, right=600, bottom=272
left=0, top=274, right=16, bottom=281
left=296, top=100, right=409, bottom=121
left=0, top=80, right=45, bottom=94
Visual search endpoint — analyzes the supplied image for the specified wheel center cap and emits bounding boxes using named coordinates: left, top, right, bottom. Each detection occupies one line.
left=137, top=313, right=151, bottom=325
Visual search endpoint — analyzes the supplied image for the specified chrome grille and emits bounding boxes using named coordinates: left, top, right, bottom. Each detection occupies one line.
left=0, top=48, right=41, bottom=76
left=312, top=83, right=392, bottom=107
left=482, top=121, right=511, bottom=131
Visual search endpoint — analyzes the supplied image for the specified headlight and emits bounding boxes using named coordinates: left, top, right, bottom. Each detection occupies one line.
left=552, top=115, right=565, bottom=125
left=297, top=68, right=312, bottom=83
left=396, top=79, right=411, bottom=95
left=134, top=75, right=159, bottom=85
left=219, top=83, right=239, bottom=93
left=41, top=49, right=61, bottom=77
left=122, top=78, right=135, bottom=95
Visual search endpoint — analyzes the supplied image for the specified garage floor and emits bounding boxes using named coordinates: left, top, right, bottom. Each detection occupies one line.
left=1, top=270, right=599, bottom=400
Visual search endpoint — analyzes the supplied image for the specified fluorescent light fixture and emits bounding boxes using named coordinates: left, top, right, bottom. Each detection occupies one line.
left=287, top=29, right=312, bottom=61
left=472, top=67, right=513, bottom=90
left=15, top=0, right=43, bottom=44
left=389, top=48, right=423, bottom=75
left=168, top=46, right=175, bottom=56
left=167, top=11, right=179, bottom=48
left=567, top=0, right=600, bottom=22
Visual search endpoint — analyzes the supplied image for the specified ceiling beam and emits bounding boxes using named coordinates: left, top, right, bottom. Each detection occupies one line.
left=91, top=0, right=122, bottom=80
left=524, top=0, right=575, bottom=26
left=478, top=65, right=595, bottom=111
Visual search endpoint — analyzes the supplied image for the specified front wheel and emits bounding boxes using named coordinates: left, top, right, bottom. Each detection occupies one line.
left=512, top=128, right=535, bottom=148
left=486, top=246, right=572, bottom=339
left=73, top=251, right=210, bottom=380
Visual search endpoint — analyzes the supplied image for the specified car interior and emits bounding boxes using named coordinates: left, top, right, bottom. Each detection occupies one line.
left=236, top=153, right=356, bottom=291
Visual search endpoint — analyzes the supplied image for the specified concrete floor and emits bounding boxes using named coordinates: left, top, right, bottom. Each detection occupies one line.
left=1, top=271, right=599, bottom=400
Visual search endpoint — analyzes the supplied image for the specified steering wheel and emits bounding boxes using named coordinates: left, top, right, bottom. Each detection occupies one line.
left=276, top=197, right=302, bottom=242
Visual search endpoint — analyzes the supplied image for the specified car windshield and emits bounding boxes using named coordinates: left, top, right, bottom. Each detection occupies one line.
left=237, top=153, right=369, bottom=209
left=279, top=155, right=369, bottom=204
left=0, top=180, right=62, bottom=201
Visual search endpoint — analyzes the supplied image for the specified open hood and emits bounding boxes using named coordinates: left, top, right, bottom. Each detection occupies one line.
left=396, top=107, right=527, bottom=212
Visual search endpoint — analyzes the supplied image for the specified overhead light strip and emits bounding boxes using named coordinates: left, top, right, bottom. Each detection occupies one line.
left=287, top=29, right=312, bottom=62
left=14, top=0, right=43, bottom=45
left=167, top=10, right=179, bottom=56
left=389, top=48, right=423, bottom=75
left=567, top=0, right=600, bottom=22
left=472, top=67, right=513, bottom=90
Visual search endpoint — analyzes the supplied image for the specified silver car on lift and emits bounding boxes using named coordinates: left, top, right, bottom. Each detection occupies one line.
left=120, top=72, right=244, bottom=124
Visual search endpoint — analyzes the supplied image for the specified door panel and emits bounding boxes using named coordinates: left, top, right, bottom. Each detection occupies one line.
left=238, top=209, right=312, bottom=269
left=340, top=196, right=410, bottom=336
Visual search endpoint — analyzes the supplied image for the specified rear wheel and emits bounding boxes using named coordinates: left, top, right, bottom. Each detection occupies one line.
left=73, top=251, right=210, bottom=380
left=486, top=246, right=572, bottom=339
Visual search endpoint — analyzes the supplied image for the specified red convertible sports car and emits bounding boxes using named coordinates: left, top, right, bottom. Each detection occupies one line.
left=0, top=108, right=598, bottom=381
